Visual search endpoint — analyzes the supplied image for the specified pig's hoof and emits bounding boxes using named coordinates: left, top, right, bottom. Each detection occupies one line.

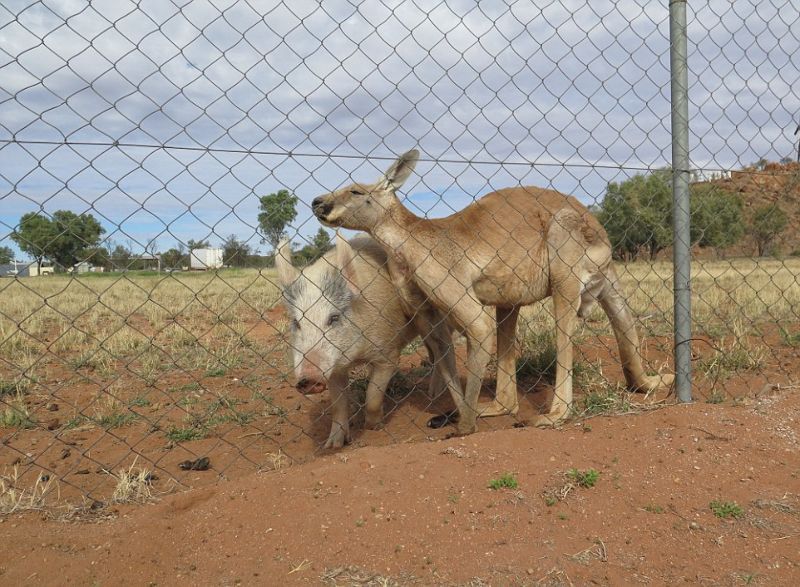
left=427, top=410, right=460, bottom=429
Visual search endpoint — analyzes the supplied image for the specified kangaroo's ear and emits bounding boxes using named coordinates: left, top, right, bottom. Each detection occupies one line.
left=379, top=149, right=419, bottom=190
left=275, top=238, right=299, bottom=287
left=335, top=231, right=361, bottom=297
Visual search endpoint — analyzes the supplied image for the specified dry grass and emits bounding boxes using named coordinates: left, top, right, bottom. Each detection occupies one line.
left=0, top=269, right=282, bottom=372
left=0, top=467, right=58, bottom=514
left=1, top=259, right=797, bottom=404
left=519, top=257, right=800, bottom=337
left=111, top=460, right=154, bottom=504
left=2, top=260, right=798, bottom=372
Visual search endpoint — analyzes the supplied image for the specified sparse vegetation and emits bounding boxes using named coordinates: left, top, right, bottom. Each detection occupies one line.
left=580, top=385, right=631, bottom=416
left=515, top=329, right=557, bottom=382
left=111, top=462, right=154, bottom=504
left=567, top=468, right=600, bottom=488
left=0, top=395, right=35, bottom=429
left=780, top=327, right=800, bottom=347
left=697, top=324, right=766, bottom=380
left=488, top=473, right=519, bottom=490
left=91, top=396, right=136, bottom=429
left=0, top=377, right=29, bottom=397
left=165, top=426, right=207, bottom=443
left=710, top=499, right=744, bottom=519
left=0, top=468, right=57, bottom=514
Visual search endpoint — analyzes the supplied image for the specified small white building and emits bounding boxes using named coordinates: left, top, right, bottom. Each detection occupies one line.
left=73, top=261, right=92, bottom=274
left=190, top=248, right=223, bottom=270
left=0, top=261, right=54, bottom=277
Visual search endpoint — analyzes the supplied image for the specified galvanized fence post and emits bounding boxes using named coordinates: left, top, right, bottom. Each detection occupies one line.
left=669, top=0, right=693, bottom=403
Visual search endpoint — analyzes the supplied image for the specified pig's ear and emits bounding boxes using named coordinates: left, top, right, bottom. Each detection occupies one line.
left=275, top=238, right=298, bottom=287
left=335, top=232, right=361, bottom=297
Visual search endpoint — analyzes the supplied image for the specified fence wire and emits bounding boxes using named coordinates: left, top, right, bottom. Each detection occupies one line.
left=1, top=0, right=799, bottom=509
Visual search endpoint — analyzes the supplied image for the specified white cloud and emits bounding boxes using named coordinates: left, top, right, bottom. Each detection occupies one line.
left=1, top=0, right=798, bottom=255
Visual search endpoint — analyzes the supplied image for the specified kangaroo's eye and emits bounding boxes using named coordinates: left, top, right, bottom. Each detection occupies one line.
left=327, top=313, right=341, bottom=326
left=349, top=189, right=364, bottom=195
left=291, top=319, right=300, bottom=330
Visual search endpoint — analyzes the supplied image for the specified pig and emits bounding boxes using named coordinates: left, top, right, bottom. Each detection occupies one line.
left=275, top=233, right=457, bottom=448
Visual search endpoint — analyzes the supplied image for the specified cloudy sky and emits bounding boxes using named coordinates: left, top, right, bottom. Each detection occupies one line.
left=1, top=0, right=798, bottom=258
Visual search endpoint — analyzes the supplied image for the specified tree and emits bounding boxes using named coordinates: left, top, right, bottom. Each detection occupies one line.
left=47, top=210, right=105, bottom=269
left=111, top=243, right=133, bottom=270
left=0, top=245, right=13, bottom=264
left=187, top=239, right=210, bottom=251
left=596, top=170, right=672, bottom=261
left=750, top=203, right=788, bottom=256
left=292, top=229, right=334, bottom=266
left=689, top=184, right=744, bottom=251
left=160, top=247, right=186, bottom=269
left=12, top=211, right=105, bottom=271
left=311, top=228, right=333, bottom=255
left=10, top=212, right=56, bottom=271
left=258, top=189, right=298, bottom=251
left=221, top=235, right=252, bottom=267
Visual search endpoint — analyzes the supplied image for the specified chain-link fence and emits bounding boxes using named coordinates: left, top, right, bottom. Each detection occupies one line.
left=1, top=0, right=798, bottom=510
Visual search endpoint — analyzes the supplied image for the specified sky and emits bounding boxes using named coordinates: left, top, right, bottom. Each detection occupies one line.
left=1, top=0, right=798, bottom=259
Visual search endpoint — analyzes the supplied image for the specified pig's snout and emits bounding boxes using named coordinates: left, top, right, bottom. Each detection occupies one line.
left=296, top=377, right=327, bottom=395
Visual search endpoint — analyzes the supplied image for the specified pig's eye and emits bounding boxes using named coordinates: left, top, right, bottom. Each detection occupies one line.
left=327, top=313, right=341, bottom=326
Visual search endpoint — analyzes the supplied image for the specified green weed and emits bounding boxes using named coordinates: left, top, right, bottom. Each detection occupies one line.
left=488, top=473, right=519, bottom=490
left=710, top=499, right=743, bottom=519
left=567, top=468, right=599, bottom=488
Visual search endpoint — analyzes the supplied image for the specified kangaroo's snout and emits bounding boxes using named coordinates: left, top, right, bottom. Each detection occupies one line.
left=312, top=196, right=333, bottom=219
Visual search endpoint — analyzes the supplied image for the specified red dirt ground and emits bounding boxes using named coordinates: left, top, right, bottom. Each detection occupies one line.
left=2, top=385, right=799, bottom=586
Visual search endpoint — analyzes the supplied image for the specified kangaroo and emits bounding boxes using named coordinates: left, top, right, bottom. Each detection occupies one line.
left=276, top=233, right=458, bottom=447
left=311, top=150, right=674, bottom=435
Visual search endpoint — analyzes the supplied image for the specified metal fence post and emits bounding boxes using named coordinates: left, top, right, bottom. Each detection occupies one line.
left=669, top=0, right=692, bottom=403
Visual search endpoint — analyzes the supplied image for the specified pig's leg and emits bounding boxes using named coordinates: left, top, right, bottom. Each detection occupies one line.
left=325, top=370, right=351, bottom=449
left=364, top=362, right=395, bottom=429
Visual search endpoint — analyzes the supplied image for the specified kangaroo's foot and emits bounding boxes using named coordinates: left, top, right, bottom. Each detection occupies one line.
left=364, top=409, right=384, bottom=430
left=633, top=373, right=675, bottom=394
left=532, top=404, right=572, bottom=428
left=477, top=399, right=519, bottom=418
left=455, top=414, right=478, bottom=436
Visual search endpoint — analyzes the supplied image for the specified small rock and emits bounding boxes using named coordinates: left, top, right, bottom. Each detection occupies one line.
left=46, top=403, right=59, bottom=412
left=45, top=418, right=60, bottom=431
left=60, top=448, right=71, bottom=459
left=178, top=456, right=210, bottom=471
left=75, top=469, right=90, bottom=475
left=689, top=521, right=700, bottom=530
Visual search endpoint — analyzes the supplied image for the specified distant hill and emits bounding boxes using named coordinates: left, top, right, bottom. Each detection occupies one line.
left=694, top=160, right=800, bottom=257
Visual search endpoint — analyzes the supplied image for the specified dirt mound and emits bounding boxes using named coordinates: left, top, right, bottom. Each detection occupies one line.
left=2, top=389, right=798, bottom=585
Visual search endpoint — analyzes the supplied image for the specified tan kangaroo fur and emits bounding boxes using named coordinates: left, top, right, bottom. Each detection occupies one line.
left=312, top=150, right=674, bottom=435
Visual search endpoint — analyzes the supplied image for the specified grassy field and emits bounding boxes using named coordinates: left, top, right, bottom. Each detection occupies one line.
left=2, top=258, right=799, bottom=392
left=1, top=258, right=799, bottom=508
left=0, top=269, right=283, bottom=384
